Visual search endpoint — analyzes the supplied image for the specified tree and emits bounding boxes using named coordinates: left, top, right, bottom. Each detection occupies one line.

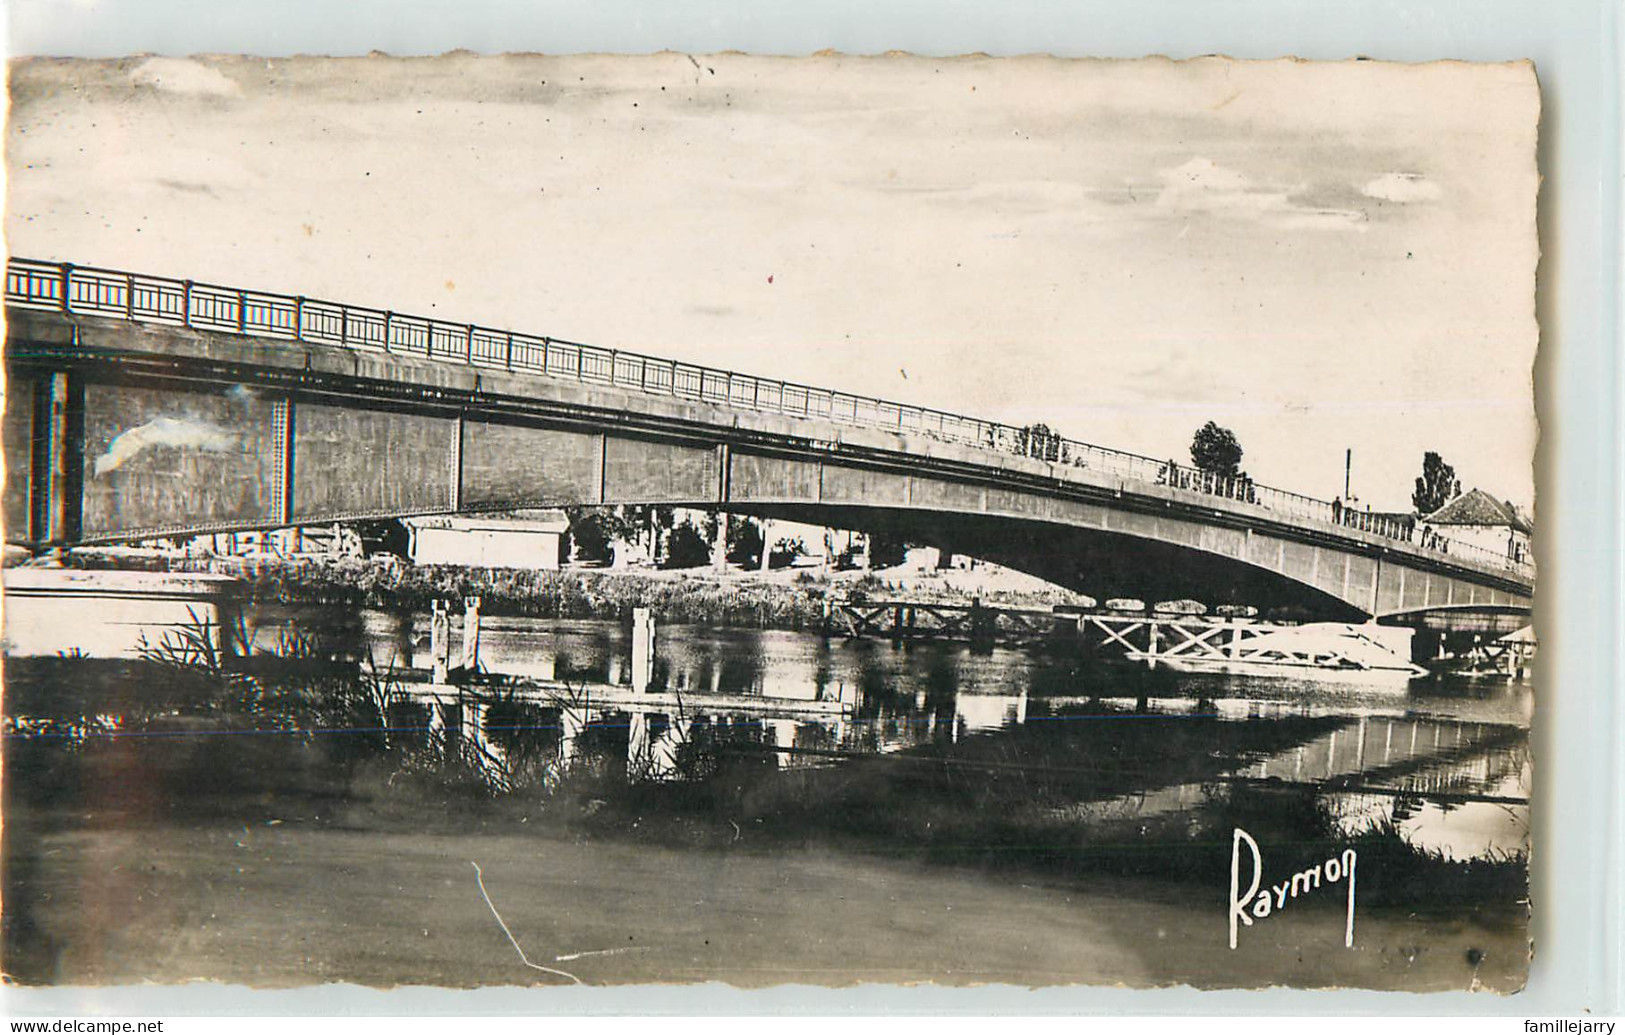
left=867, top=531, right=909, bottom=568
left=1017, top=422, right=1062, bottom=462
left=661, top=520, right=713, bottom=569
left=726, top=516, right=765, bottom=568
left=1412, top=452, right=1461, bottom=515
left=564, top=506, right=639, bottom=564
left=1189, top=421, right=1244, bottom=479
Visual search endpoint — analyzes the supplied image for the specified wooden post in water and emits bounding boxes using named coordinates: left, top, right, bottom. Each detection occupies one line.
left=431, top=600, right=450, bottom=684
left=631, top=607, right=655, bottom=693
left=462, top=596, right=482, bottom=673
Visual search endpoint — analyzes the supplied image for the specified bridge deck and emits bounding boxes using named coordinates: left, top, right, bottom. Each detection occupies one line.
left=4, top=258, right=1533, bottom=582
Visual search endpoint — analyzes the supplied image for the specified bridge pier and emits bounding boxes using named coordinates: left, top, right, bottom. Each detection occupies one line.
left=20, top=369, right=85, bottom=554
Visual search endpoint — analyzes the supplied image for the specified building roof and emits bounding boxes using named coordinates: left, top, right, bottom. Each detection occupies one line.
left=1423, top=488, right=1533, bottom=533
left=408, top=508, right=569, bottom=534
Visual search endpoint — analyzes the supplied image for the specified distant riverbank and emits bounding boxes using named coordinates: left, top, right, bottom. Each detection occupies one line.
left=43, top=550, right=1092, bottom=630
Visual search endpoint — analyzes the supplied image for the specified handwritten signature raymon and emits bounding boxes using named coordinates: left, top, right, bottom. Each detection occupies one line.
left=1229, top=827, right=1357, bottom=950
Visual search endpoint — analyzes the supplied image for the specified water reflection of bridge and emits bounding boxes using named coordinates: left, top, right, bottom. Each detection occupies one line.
left=1232, top=714, right=1529, bottom=803
left=396, top=689, right=856, bottom=788
left=394, top=668, right=1526, bottom=814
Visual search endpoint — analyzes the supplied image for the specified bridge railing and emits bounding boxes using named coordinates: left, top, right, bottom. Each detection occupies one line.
left=4, top=257, right=1534, bottom=581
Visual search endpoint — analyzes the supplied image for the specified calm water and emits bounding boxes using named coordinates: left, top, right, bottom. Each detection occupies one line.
left=1, top=607, right=1533, bottom=988
left=287, top=609, right=1532, bottom=860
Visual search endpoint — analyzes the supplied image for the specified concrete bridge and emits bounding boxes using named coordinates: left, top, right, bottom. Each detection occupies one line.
left=2, top=259, right=1533, bottom=622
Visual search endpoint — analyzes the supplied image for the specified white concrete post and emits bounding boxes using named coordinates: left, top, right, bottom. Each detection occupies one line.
left=462, top=595, right=482, bottom=672
left=431, top=600, right=450, bottom=684
left=631, top=607, right=655, bottom=692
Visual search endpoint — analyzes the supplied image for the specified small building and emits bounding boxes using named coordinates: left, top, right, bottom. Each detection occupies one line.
left=1420, top=489, right=1533, bottom=563
left=406, top=510, right=570, bottom=570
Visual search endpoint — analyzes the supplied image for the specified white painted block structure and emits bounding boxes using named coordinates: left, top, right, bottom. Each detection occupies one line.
left=1, top=568, right=241, bottom=658
left=407, top=510, right=569, bottom=570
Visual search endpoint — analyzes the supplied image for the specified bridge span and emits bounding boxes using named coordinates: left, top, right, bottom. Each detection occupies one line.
left=2, top=259, right=1533, bottom=621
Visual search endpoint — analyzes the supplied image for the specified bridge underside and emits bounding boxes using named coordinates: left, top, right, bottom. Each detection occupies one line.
left=4, top=308, right=1534, bottom=626
left=1375, top=606, right=1532, bottom=638
left=729, top=503, right=1371, bottom=620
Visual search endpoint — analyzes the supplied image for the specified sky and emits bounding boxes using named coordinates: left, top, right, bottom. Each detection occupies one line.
left=4, top=53, right=1540, bottom=512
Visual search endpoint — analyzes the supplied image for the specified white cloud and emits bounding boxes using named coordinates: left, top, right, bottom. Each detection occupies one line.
left=1156, top=157, right=1255, bottom=210
left=130, top=58, right=241, bottom=98
left=1361, top=172, right=1442, bottom=203
left=1155, top=157, right=1366, bottom=231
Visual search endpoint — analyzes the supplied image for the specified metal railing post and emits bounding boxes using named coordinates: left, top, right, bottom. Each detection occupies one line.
left=182, top=280, right=193, bottom=327
left=466, top=324, right=475, bottom=364
left=58, top=262, right=73, bottom=313
left=237, top=290, right=248, bottom=333
left=382, top=311, right=393, bottom=352
left=505, top=332, right=514, bottom=370
left=294, top=296, right=305, bottom=340
left=125, top=273, right=135, bottom=320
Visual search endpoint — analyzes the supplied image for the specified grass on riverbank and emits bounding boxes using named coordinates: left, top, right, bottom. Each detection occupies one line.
left=53, top=550, right=1091, bottom=630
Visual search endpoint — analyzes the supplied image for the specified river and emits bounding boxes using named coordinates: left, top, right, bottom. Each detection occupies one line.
left=1, top=608, right=1532, bottom=991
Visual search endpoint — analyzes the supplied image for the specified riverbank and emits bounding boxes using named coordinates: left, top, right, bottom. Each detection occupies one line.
left=1, top=797, right=1526, bottom=990
left=42, top=549, right=1093, bottom=631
